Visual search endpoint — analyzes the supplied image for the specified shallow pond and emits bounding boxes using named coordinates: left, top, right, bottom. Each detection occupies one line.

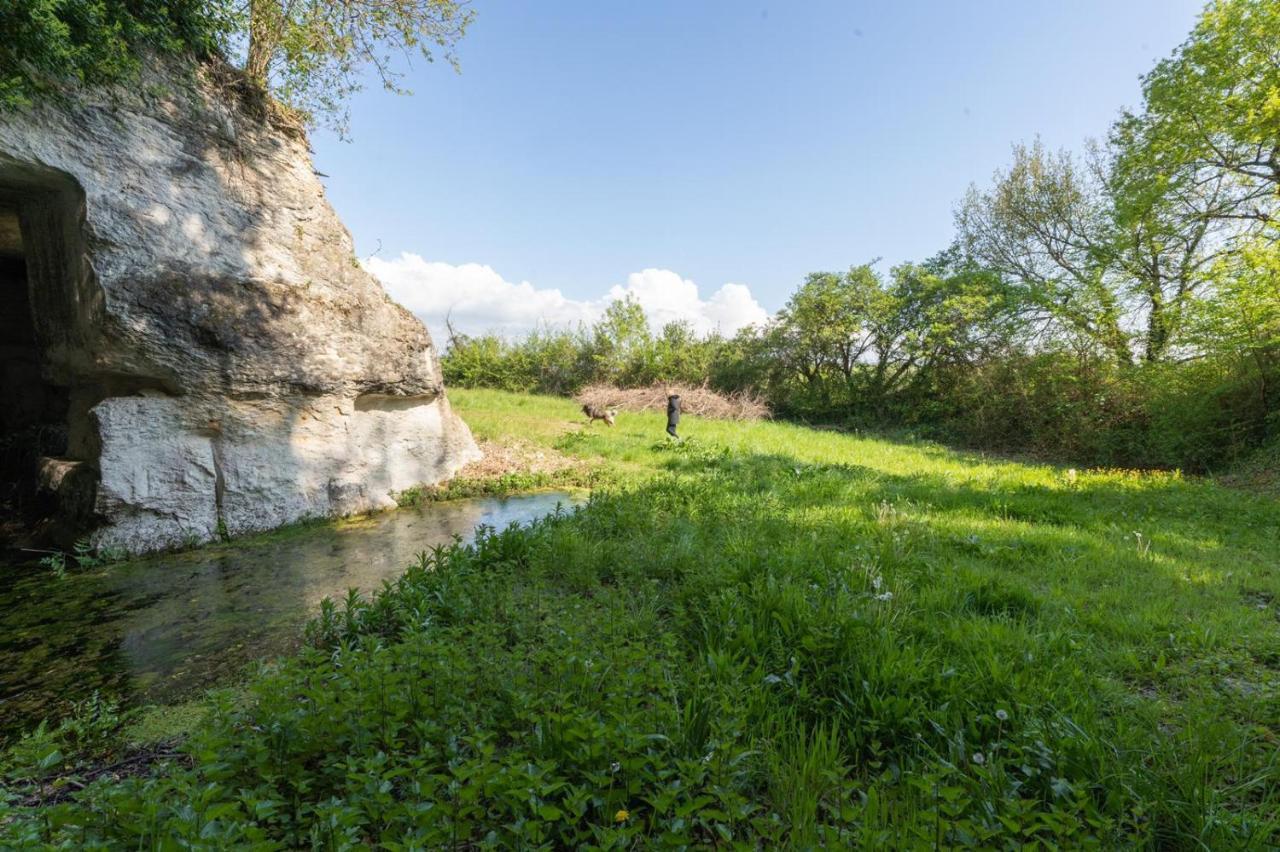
left=0, top=492, right=580, bottom=739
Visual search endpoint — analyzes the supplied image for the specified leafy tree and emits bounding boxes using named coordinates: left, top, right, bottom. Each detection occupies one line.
left=1104, top=140, right=1232, bottom=362
left=1116, top=0, right=1280, bottom=229
left=2, top=0, right=471, bottom=133
left=764, top=262, right=1006, bottom=417
left=958, top=142, right=1133, bottom=366
left=959, top=140, right=1229, bottom=364
left=590, top=297, right=652, bottom=381
left=241, top=0, right=473, bottom=133
left=1187, top=238, right=1280, bottom=419
left=1, top=0, right=227, bottom=109
left=888, top=250, right=1015, bottom=376
left=771, top=266, right=887, bottom=406
left=652, top=321, right=717, bottom=386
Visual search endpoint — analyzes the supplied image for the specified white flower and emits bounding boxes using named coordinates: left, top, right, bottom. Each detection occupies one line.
left=971, top=752, right=985, bottom=765
left=996, top=709, right=1009, bottom=722
left=610, top=762, right=621, bottom=774
left=874, top=592, right=893, bottom=602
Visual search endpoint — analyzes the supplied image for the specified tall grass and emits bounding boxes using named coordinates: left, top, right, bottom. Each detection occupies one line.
left=3, top=389, right=1278, bottom=847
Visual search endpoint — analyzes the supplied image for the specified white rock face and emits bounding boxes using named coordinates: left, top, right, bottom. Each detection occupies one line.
left=0, top=61, right=481, bottom=553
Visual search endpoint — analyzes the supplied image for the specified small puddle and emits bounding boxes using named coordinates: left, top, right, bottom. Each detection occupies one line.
left=0, top=491, right=580, bottom=739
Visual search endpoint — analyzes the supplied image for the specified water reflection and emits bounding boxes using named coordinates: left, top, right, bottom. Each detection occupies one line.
left=0, top=492, right=579, bottom=738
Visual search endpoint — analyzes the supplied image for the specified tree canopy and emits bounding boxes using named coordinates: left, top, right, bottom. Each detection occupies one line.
left=1, top=0, right=472, bottom=132
left=1, top=0, right=227, bottom=110
left=243, top=0, right=472, bottom=134
left=1114, top=0, right=1280, bottom=228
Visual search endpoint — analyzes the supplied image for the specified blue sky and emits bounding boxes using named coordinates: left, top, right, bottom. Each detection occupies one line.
left=313, top=0, right=1206, bottom=337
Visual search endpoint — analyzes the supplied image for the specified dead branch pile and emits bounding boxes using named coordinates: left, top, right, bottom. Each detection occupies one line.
left=575, top=384, right=770, bottom=421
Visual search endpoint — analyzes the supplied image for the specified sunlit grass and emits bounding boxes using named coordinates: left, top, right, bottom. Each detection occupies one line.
left=4, top=389, right=1277, bottom=847
left=446, top=389, right=1280, bottom=844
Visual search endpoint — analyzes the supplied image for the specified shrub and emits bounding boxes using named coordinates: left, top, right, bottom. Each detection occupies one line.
left=0, top=1, right=228, bottom=109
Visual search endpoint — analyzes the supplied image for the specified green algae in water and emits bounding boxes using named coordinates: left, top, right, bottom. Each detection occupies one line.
left=0, top=492, right=580, bottom=740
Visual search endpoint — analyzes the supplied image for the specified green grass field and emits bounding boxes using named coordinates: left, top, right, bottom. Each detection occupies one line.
left=4, top=389, right=1278, bottom=848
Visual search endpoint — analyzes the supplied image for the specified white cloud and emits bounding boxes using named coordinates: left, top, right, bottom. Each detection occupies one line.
left=364, top=253, right=769, bottom=340
left=603, top=270, right=769, bottom=337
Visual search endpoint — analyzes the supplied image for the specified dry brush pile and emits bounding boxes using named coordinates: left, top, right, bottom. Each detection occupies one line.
left=575, top=384, right=770, bottom=421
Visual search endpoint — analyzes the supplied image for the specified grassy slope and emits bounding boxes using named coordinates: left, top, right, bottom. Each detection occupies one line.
left=4, top=389, right=1278, bottom=848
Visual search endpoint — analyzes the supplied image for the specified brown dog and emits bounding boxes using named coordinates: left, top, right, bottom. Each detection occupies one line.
left=582, top=403, right=616, bottom=426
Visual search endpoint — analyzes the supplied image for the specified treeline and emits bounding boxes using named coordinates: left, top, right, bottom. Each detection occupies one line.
left=442, top=299, right=751, bottom=396
left=444, top=1, right=1279, bottom=473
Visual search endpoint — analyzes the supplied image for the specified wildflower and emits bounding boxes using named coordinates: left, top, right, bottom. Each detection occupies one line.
left=615, top=808, right=630, bottom=823
left=971, top=752, right=985, bottom=765
left=610, top=761, right=621, bottom=774
left=874, top=591, right=893, bottom=602
left=995, top=709, right=1009, bottom=722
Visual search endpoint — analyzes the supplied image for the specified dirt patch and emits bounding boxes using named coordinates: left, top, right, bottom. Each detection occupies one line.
left=398, top=433, right=599, bottom=506
left=459, top=439, right=583, bottom=479
left=575, top=384, right=769, bottom=420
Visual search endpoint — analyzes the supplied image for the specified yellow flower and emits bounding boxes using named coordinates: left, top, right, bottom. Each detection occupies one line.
left=614, top=808, right=630, bottom=823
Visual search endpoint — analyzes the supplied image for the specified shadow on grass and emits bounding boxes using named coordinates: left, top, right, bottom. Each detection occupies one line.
left=6, top=435, right=1278, bottom=848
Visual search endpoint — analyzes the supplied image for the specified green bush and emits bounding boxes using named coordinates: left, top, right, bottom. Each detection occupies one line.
left=0, top=1, right=228, bottom=109
left=442, top=300, right=744, bottom=397
left=907, top=351, right=1278, bottom=472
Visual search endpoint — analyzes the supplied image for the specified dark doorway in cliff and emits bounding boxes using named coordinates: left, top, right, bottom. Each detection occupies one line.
left=0, top=199, right=74, bottom=548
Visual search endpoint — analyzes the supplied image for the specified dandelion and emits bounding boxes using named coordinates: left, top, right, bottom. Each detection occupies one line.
left=615, top=808, right=630, bottom=823
left=996, top=709, right=1009, bottom=722
left=971, top=752, right=985, bottom=765
left=610, top=761, right=621, bottom=774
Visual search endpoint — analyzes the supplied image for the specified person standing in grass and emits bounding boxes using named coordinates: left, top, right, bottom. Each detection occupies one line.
left=666, top=393, right=681, bottom=439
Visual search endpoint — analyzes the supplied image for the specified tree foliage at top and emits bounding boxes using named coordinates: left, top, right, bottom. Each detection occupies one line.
left=1114, top=0, right=1280, bottom=227
left=0, top=0, right=228, bottom=110
left=242, top=0, right=472, bottom=135
left=1, top=0, right=472, bottom=133
left=958, top=142, right=1133, bottom=365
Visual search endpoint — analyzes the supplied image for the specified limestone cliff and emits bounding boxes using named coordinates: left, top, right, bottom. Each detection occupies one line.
left=0, top=61, right=481, bottom=554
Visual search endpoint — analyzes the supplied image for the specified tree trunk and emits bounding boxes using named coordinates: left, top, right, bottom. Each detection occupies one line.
left=1145, top=296, right=1168, bottom=363
left=245, top=0, right=279, bottom=87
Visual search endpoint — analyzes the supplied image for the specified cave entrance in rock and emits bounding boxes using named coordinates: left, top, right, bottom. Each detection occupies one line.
left=0, top=174, right=88, bottom=548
